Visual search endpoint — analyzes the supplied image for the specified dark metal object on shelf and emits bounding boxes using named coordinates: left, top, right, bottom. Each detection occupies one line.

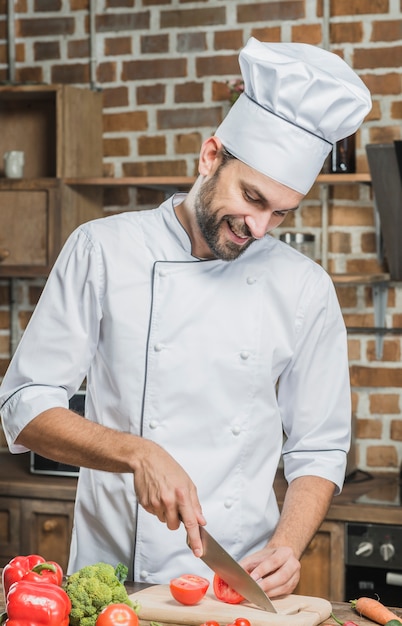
left=366, top=142, right=402, bottom=281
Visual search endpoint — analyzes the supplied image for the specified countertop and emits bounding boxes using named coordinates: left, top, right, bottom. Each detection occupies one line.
left=0, top=576, right=397, bottom=625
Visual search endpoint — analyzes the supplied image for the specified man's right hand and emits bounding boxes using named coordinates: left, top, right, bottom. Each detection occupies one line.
left=132, top=438, right=206, bottom=558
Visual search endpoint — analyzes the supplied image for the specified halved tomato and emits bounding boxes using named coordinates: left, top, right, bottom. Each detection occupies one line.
left=212, top=574, right=245, bottom=605
left=169, top=574, right=210, bottom=606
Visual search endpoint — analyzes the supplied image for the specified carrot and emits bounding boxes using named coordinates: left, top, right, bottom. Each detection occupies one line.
left=350, top=597, right=402, bottom=625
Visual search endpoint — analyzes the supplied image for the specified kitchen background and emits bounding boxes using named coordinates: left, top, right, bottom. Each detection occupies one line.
left=0, top=0, right=401, bottom=475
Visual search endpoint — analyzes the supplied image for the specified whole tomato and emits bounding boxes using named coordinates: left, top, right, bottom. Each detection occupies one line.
left=96, top=604, right=139, bottom=626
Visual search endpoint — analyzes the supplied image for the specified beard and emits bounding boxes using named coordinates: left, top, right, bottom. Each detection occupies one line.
left=194, top=170, right=255, bottom=262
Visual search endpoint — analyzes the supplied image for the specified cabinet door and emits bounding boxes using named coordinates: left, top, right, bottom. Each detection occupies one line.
left=0, top=496, right=21, bottom=566
left=20, top=499, right=74, bottom=572
left=0, top=185, right=59, bottom=276
left=295, top=521, right=344, bottom=602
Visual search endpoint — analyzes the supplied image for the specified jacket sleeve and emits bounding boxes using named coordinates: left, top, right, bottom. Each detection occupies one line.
left=0, top=225, right=103, bottom=453
left=278, top=269, right=351, bottom=494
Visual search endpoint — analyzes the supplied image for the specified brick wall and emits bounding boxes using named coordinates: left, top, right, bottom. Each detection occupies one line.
left=0, top=0, right=401, bottom=475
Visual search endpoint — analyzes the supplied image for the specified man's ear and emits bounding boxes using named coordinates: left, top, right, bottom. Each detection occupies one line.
left=198, top=136, right=223, bottom=176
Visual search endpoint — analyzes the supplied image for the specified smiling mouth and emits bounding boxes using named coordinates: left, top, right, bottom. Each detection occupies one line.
left=225, top=219, right=252, bottom=244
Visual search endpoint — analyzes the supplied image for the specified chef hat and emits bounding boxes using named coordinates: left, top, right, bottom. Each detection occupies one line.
left=215, top=38, right=372, bottom=194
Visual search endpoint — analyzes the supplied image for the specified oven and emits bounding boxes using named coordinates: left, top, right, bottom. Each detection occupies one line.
left=345, top=522, right=402, bottom=605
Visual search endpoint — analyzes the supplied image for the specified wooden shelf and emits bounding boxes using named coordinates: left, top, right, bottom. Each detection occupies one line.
left=64, top=173, right=371, bottom=188
left=317, top=172, right=371, bottom=184
left=331, top=273, right=390, bottom=285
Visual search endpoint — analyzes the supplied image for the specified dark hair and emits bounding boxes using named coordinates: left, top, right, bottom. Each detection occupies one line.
left=219, top=145, right=237, bottom=168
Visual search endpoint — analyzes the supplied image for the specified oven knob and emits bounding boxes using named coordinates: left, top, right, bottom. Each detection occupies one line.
left=355, top=541, right=374, bottom=557
left=380, top=542, right=395, bottom=562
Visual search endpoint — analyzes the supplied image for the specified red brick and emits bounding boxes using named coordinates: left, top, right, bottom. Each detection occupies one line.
left=355, top=418, right=382, bottom=438
left=67, top=39, right=90, bottom=58
left=354, top=46, right=402, bottom=69
left=102, top=86, right=129, bottom=108
left=0, top=311, right=10, bottom=329
left=160, top=7, right=225, bottom=28
left=336, top=285, right=358, bottom=308
left=16, top=17, right=75, bottom=37
left=329, top=231, right=352, bottom=254
left=348, top=339, right=361, bottom=360
left=104, top=36, right=131, bottom=56
left=174, top=132, right=202, bottom=154
left=122, top=58, right=187, bottom=80
left=138, top=135, right=166, bottom=156
left=122, top=159, right=188, bottom=177
left=362, top=72, right=402, bottom=95
left=97, top=61, right=117, bottom=83
left=177, top=32, right=207, bottom=53
left=237, top=2, right=304, bottom=22
left=16, top=66, right=43, bottom=82
left=214, top=30, right=243, bottom=50
left=28, top=285, right=44, bottom=305
left=34, top=0, right=61, bottom=9
left=157, top=106, right=222, bottom=130
left=371, top=20, right=402, bottom=41
left=0, top=359, right=10, bottom=377
left=370, top=393, right=400, bottom=414
left=103, top=111, right=148, bottom=133
left=141, top=34, right=169, bottom=54
left=350, top=365, right=402, bottom=387
left=367, top=339, right=401, bottom=362
left=196, top=54, right=239, bottom=77
left=366, top=445, right=398, bottom=468
left=107, top=0, right=134, bottom=7
left=329, top=0, right=388, bottom=16
left=51, top=63, right=90, bottom=83
left=369, top=126, right=401, bottom=143
left=34, top=40, right=60, bottom=60
left=137, top=84, right=166, bottom=105
left=95, top=11, right=149, bottom=32
left=390, top=420, right=402, bottom=441
left=391, top=101, right=402, bottom=119
left=251, top=26, right=281, bottom=41
left=175, top=81, right=204, bottom=103
left=103, top=137, right=130, bottom=158
left=142, top=0, right=171, bottom=4
left=292, top=23, right=322, bottom=44
left=361, top=232, right=376, bottom=254
left=330, top=21, right=363, bottom=43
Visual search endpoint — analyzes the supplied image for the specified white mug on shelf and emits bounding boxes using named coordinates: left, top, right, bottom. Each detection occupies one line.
left=4, top=150, right=25, bottom=178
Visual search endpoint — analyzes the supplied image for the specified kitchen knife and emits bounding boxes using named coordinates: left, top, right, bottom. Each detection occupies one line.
left=191, top=525, right=277, bottom=613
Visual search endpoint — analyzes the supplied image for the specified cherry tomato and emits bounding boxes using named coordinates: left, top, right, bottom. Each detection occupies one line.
left=213, top=574, right=245, bottom=605
left=233, top=619, right=251, bottom=626
left=96, top=604, right=139, bottom=626
left=200, top=622, right=220, bottom=626
left=170, top=574, right=210, bottom=606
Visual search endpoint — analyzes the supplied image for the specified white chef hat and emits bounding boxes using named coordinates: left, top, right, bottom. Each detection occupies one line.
left=215, top=38, right=372, bottom=194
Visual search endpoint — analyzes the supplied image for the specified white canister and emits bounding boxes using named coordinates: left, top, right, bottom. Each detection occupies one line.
left=4, top=151, right=25, bottom=178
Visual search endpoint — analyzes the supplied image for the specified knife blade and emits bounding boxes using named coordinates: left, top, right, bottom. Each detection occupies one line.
left=191, top=525, right=277, bottom=613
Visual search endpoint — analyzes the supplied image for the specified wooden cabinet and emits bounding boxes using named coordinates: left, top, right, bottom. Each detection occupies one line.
left=0, top=453, right=77, bottom=572
left=0, top=84, right=103, bottom=277
left=295, top=520, right=345, bottom=602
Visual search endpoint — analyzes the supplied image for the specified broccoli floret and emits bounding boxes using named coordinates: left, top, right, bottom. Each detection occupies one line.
left=65, top=562, right=139, bottom=626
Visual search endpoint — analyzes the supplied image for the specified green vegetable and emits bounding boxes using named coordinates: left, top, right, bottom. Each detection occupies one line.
left=64, top=562, right=139, bottom=626
left=385, top=621, right=402, bottom=626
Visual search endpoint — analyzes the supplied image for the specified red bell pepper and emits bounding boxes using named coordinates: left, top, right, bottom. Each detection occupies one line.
left=2, top=555, right=63, bottom=597
left=5, top=580, right=71, bottom=626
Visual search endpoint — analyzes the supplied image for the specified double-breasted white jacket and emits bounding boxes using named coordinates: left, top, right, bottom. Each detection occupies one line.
left=0, top=194, right=351, bottom=582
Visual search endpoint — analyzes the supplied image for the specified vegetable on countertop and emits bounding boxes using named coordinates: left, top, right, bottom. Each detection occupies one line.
left=351, top=597, right=402, bottom=625
left=64, top=562, right=140, bottom=626
left=96, top=603, right=139, bottom=626
left=2, top=555, right=63, bottom=598
left=330, top=611, right=359, bottom=626
left=169, top=574, right=210, bottom=606
left=213, top=574, right=244, bottom=605
left=4, top=580, right=71, bottom=626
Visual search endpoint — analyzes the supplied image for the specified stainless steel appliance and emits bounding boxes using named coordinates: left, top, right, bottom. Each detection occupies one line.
left=345, top=522, right=402, bottom=604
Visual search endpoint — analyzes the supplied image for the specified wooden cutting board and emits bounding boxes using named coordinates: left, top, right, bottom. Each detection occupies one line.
left=129, top=585, right=332, bottom=626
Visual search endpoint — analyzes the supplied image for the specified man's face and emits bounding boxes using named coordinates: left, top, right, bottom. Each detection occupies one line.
left=194, top=156, right=304, bottom=261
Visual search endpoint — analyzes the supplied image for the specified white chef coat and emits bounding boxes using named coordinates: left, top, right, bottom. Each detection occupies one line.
left=0, top=194, right=351, bottom=582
